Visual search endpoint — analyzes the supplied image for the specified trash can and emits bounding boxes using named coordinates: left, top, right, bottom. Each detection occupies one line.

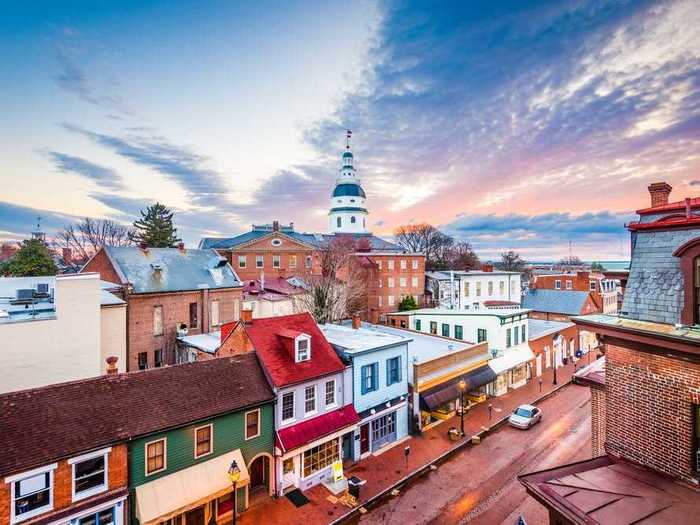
left=347, top=476, right=365, bottom=499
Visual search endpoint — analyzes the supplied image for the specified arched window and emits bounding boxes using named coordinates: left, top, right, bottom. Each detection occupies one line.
left=351, top=216, right=356, bottom=224
left=673, top=237, right=700, bottom=325
left=337, top=217, right=342, bottom=228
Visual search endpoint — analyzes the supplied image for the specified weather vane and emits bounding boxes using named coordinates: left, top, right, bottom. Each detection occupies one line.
left=346, top=129, right=352, bottom=149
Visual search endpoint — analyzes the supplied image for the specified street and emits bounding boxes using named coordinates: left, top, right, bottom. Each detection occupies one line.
left=358, top=383, right=591, bottom=525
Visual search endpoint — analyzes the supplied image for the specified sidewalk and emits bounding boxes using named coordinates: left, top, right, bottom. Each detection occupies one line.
left=237, top=360, right=580, bottom=525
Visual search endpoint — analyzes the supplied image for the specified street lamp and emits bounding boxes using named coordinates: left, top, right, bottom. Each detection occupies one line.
left=553, top=344, right=558, bottom=385
left=458, top=379, right=467, bottom=436
left=228, top=460, right=241, bottom=525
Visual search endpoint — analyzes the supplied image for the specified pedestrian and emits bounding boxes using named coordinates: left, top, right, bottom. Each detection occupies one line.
left=488, top=403, right=493, bottom=420
left=538, top=377, right=542, bottom=392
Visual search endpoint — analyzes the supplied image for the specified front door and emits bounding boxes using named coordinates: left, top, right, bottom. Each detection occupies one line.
left=360, top=423, right=370, bottom=454
left=281, top=457, right=297, bottom=491
left=342, top=432, right=353, bottom=461
left=536, top=354, right=542, bottom=376
left=250, top=456, right=268, bottom=492
left=185, top=506, right=205, bottom=525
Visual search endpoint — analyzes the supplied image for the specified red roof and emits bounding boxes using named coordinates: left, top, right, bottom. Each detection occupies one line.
left=276, top=404, right=359, bottom=452
left=628, top=215, right=700, bottom=231
left=636, top=196, right=700, bottom=215
left=245, top=312, right=345, bottom=387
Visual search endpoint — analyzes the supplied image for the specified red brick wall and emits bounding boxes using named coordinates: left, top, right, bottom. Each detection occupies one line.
left=368, top=254, right=425, bottom=315
left=127, top=288, right=242, bottom=370
left=0, top=445, right=128, bottom=525
left=533, top=271, right=601, bottom=291
left=590, top=385, right=607, bottom=457
left=217, top=322, right=254, bottom=357
left=82, top=249, right=124, bottom=285
left=528, top=311, right=573, bottom=322
left=226, top=235, right=319, bottom=282
left=605, top=343, right=700, bottom=483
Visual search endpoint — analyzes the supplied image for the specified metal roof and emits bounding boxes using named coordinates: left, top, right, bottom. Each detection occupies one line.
left=528, top=319, right=574, bottom=340
left=104, top=246, right=241, bottom=294
left=332, top=183, right=366, bottom=198
left=199, top=230, right=403, bottom=252
left=521, top=289, right=590, bottom=316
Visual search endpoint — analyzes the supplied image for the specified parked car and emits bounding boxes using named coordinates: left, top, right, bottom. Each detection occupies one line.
left=508, top=404, right=542, bottom=429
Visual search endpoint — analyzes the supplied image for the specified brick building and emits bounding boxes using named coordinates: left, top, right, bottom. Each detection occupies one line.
left=82, top=245, right=242, bottom=371
left=527, top=318, right=579, bottom=379
left=519, top=181, right=700, bottom=524
left=531, top=270, right=619, bottom=314
left=200, top=143, right=425, bottom=321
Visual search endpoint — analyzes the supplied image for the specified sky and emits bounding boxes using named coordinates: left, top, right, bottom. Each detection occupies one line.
left=1, top=0, right=699, bottom=260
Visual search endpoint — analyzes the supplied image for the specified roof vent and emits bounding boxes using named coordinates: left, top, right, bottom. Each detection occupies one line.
left=150, top=263, right=162, bottom=272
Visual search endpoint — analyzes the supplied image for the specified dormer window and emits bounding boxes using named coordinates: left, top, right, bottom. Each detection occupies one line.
left=296, top=336, right=310, bottom=362
left=673, top=237, right=700, bottom=325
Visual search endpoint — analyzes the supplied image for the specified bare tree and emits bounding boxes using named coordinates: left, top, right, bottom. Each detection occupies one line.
left=393, top=223, right=456, bottom=270
left=293, top=237, right=369, bottom=324
left=559, top=255, right=584, bottom=268
left=446, top=241, right=480, bottom=270
left=497, top=250, right=528, bottom=272
left=56, top=218, right=135, bottom=262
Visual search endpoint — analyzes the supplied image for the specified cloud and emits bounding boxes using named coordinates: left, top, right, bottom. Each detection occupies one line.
left=46, top=151, right=124, bottom=190
left=0, top=201, right=80, bottom=241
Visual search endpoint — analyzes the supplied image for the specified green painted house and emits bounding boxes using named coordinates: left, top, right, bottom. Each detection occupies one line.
left=123, top=354, right=275, bottom=525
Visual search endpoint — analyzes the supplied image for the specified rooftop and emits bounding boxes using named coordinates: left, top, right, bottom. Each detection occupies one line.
left=389, top=306, right=531, bottom=319
left=573, top=355, right=605, bottom=387
left=426, top=269, right=521, bottom=279
left=574, top=313, right=700, bottom=346
left=522, top=289, right=592, bottom=316
left=0, top=353, right=274, bottom=476
left=102, top=246, right=241, bottom=294
left=320, top=323, right=409, bottom=354
left=519, top=455, right=700, bottom=524
left=176, top=331, right=222, bottom=354
left=528, top=318, right=575, bottom=340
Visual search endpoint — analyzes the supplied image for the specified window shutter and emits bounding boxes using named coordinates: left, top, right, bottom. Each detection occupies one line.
left=360, top=366, right=367, bottom=395
left=386, top=359, right=391, bottom=386
left=373, top=363, right=379, bottom=390
left=397, top=356, right=402, bottom=382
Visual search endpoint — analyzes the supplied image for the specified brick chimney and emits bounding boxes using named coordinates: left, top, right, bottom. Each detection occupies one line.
left=139, top=241, right=148, bottom=251
left=351, top=314, right=361, bottom=329
left=177, top=242, right=185, bottom=252
left=648, top=182, right=672, bottom=207
left=241, top=308, right=253, bottom=324
left=481, top=263, right=494, bottom=272
left=106, top=356, right=119, bottom=375
left=62, top=247, right=72, bottom=264
left=272, top=220, right=279, bottom=232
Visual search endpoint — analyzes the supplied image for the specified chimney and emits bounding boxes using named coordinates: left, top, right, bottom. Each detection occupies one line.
left=178, top=242, right=185, bottom=252
left=648, top=182, right=672, bottom=207
left=139, top=241, right=148, bottom=251
left=290, top=222, right=294, bottom=230
left=62, top=247, right=72, bottom=264
left=241, top=308, right=253, bottom=324
left=272, top=220, right=279, bottom=232
left=106, top=356, right=118, bottom=375
left=481, top=263, right=494, bottom=272
left=351, top=314, right=361, bottom=329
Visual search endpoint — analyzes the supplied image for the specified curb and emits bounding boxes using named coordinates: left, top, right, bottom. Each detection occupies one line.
left=329, top=378, right=574, bottom=525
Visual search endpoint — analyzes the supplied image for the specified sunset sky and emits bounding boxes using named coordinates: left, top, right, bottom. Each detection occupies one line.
left=1, top=0, right=699, bottom=260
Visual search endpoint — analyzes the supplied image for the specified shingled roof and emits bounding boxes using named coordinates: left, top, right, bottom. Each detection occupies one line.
left=522, top=289, right=592, bottom=316
left=0, top=354, right=273, bottom=476
left=200, top=230, right=403, bottom=252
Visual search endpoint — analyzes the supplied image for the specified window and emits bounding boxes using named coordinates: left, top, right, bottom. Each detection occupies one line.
left=282, top=392, right=294, bottom=421
left=388, top=260, right=394, bottom=270
left=400, top=259, right=406, bottom=269
left=555, top=280, right=561, bottom=290
left=325, top=380, right=336, bottom=406
left=566, top=280, right=573, bottom=290
left=521, top=324, right=526, bottom=342
left=304, top=386, right=316, bottom=413
left=256, top=255, right=264, bottom=268
left=303, top=439, right=339, bottom=478
left=290, top=255, right=297, bottom=268
left=476, top=282, right=482, bottom=296
left=430, top=321, right=437, bottom=335
left=378, top=296, right=383, bottom=307
left=412, top=259, right=418, bottom=270
left=189, top=302, right=198, bottom=328
left=145, top=439, right=166, bottom=475
left=78, top=508, right=114, bottom=525
left=210, top=300, right=220, bottom=327
left=238, top=255, right=246, bottom=268
left=488, top=281, right=493, bottom=296
left=514, top=327, right=520, bottom=345
left=378, top=279, right=383, bottom=288
left=271, top=238, right=282, bottom=246
left=154, top=350, right=162, bottom=368
left=441, top=323, right=450, bottom=337
left=672, top=239, right=700, bottom=325
left=153, top=305, right=163, bottom=336
left=590, top=280, right=596, bottom=291
left=399, top=277, right=406, bottom=287
left=351, top=216, right=356, bottom=224
left=455, top=325, right=463, bottom=340
left=194, top=425, right=213, bottom=458
left=245, top=410, right=260, bottom=440
left=388, top=277, right=395, bottom=288
left=411, top=277, right=418, bottom=287
left=388, top=295, right=395, bottom=306
left=138, top=352, right=148, bottom=370
left=694, top=404, right=700, bottom=472
left=377, top=260, right=382, bottom=270
left=464, top=282, right=470, bottom=296
left=386, top=356, right=401, bottom=385
left=305, top=255, right=312, bottom=268
left=415, top=319, right=421, bottom=331
left=296, top=337, right=310, bottom=362
left=506, top=328, right=512, bottom=348
left=337, top=217, right=342, bottom=228
left=477, top=328, right=487, bottom=343
left=272, top=255, right=281, bottom=268
left=10, top=467, right=54, bottom=522
left=361, top=363, right=378, bottom=394
left=499, top=281, right=505, bottom=295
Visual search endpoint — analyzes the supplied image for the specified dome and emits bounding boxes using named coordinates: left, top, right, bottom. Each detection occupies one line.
left=332, top=183, right=366, bottom=198
left=342, top=151, right=353, bottom=158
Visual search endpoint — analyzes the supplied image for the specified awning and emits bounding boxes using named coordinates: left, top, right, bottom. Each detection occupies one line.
left=277, top=404, right=359, bottom=453
left=135, top=449, right=249, bottom=525
left=488, top=346, right=535, bottom=375
left=419, top=365, right=497, bottom=412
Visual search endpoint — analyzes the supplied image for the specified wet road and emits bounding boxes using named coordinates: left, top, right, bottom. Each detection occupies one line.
left=358, top=383, right=591, bottom=525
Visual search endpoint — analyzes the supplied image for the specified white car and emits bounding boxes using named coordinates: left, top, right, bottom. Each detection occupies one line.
left=508, top=404, right=542, bottom=429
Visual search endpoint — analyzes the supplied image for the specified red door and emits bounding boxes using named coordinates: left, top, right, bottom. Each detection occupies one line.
left=360, top=423, right=370, bottom=454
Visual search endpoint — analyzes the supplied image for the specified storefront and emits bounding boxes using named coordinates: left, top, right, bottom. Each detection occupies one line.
left=66, top=494, right=128, bottom=525
left=418, top=365, right=497, bottom=429
left=134, top=450, right=249, bottom=525
left=354, top=397, right=408, bottom=459
left=488, top=346, right=535, bottom=396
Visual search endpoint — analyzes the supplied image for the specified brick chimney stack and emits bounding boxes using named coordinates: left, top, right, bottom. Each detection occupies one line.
left=62, top=247, right=72, bottom=264
left=272, top=220, right=279, bottom=232
left=106, top=356, right=119, bottom=375
left=351, top=314, right=361, bottom=329
left=177, top=242, right=185, bottom=252
left=648, top=182, right=672, bottom=207
left=481, top=263, right=494, bottom=272
left=241, top=308, right=253, bottom=324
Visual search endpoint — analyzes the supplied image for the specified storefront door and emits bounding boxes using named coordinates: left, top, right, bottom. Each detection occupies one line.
left=185, top=506, right=205, bottom=525
left=281, top=457, right=297, bottom=491
left=360, top=423, right=370, bottom=454
left=371, top=412, right=396, bottom=451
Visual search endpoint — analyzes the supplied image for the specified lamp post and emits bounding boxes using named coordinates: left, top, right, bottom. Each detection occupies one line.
left=553, top=344, right=558, bottom=385
left=458, top=379, right=466, bottom=437
left=228, top=460, right=241, bottom=525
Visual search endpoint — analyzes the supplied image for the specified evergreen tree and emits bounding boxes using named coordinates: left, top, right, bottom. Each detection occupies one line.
left=398, top=295, right=419, bottom=311
left=590, top=261, right=605, bottom=272
left=132, top=203, right=181, bottom=248
left=1, top=239, right=58, bottom=276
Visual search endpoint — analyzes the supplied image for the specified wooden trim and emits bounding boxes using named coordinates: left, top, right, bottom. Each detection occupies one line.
left=672, top=236, right=700, bottom=325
